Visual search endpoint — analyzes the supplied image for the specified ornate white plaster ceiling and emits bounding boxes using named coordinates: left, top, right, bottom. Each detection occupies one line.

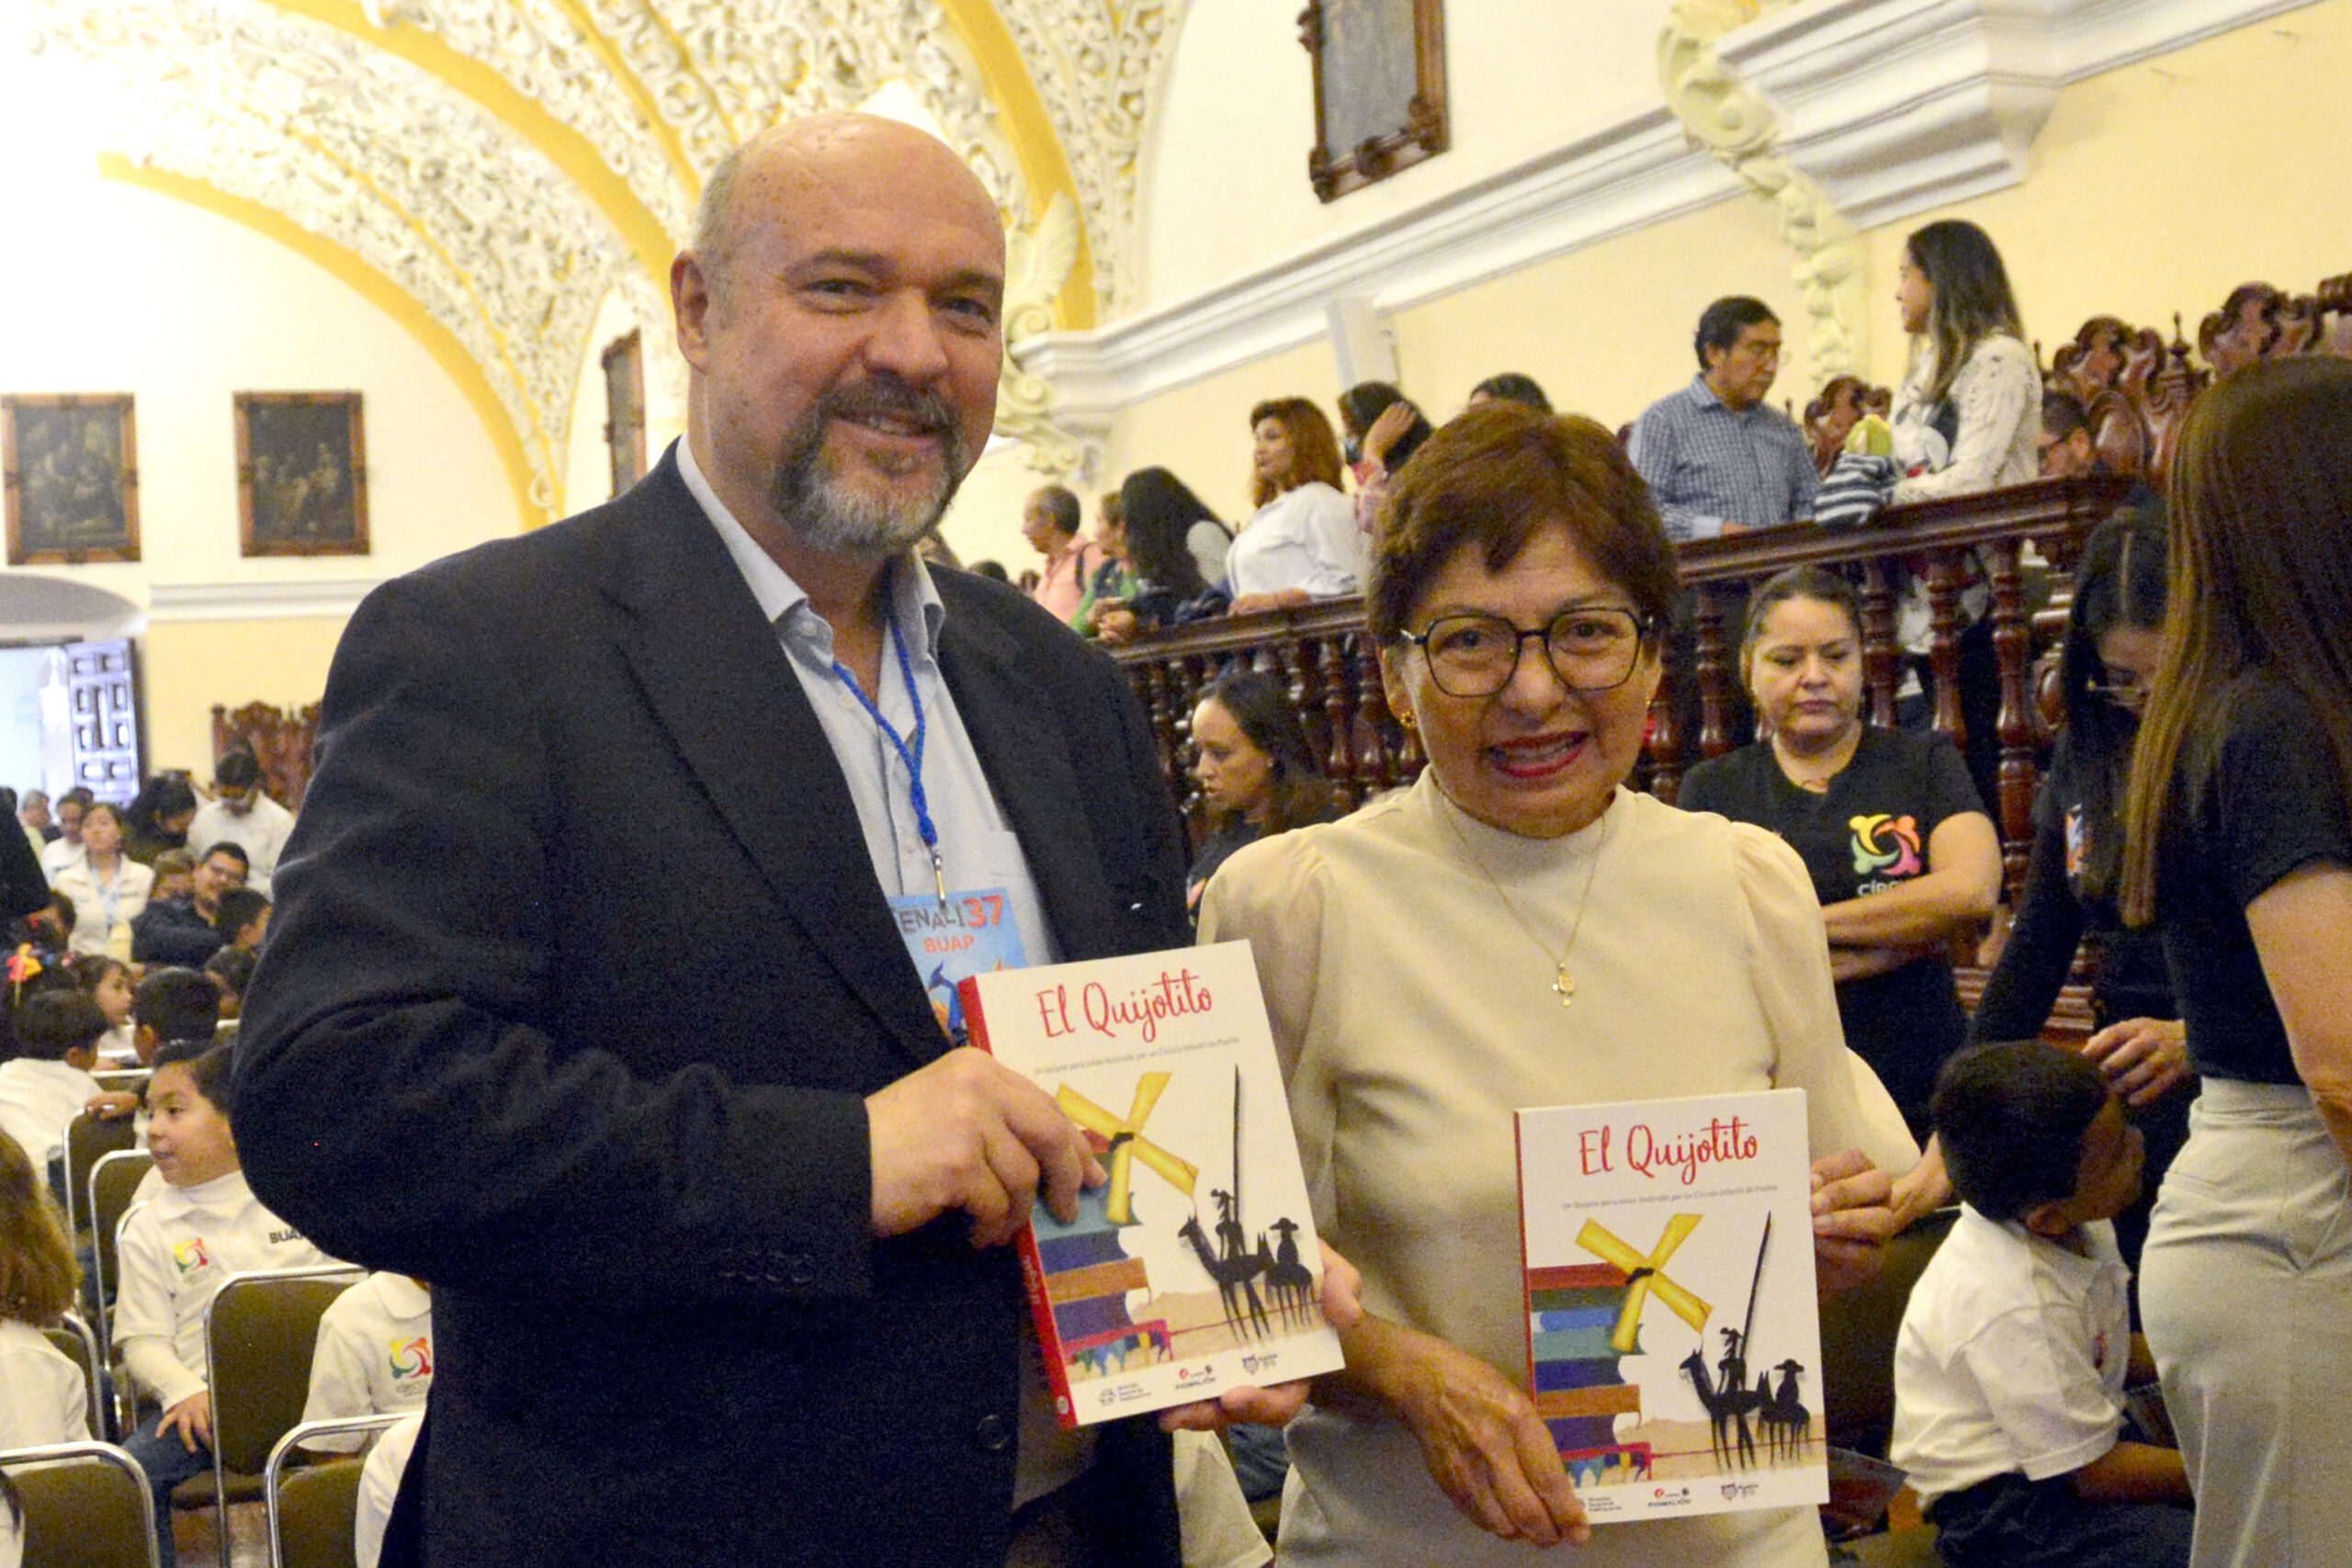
left=24, top=0, right=1186, bottom=517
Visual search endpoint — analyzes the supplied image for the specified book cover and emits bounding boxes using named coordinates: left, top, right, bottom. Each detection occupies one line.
left=1515, top=1088, right=1827, bottom=1522
left=960, top=941, right=1345, bottom=1427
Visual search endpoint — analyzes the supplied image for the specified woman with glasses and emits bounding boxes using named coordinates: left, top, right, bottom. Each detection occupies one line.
left=1968, top=507, right=2189, bottom=1271
left=1200, top=402, right=1913, bottom=1568
left=1679, top=567, right=2004, bottom=1139
left=2119, top=357, right=2352, bottom=1568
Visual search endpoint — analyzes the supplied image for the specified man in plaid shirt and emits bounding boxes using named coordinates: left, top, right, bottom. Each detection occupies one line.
left=1629, top=296, right=1818, bottom=542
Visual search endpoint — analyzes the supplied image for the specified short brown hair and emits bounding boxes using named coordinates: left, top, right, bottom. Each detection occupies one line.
left=1368, top=402, right=1678, bottom=644
left=0, top=1129, right=80, bottom=1325
left=1248, top=398, right=1344, bottom=508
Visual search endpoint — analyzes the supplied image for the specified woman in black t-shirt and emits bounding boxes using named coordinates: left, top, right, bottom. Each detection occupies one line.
left=1679, top=567, right=2003, bottom=1136
left=2118, top=357, right=2352, bottom=1568
left=1969, top=507, right=2191, bottom=1274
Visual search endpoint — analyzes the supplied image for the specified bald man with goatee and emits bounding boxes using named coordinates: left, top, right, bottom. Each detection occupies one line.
left=237, top=114, right=1342, bottom=1568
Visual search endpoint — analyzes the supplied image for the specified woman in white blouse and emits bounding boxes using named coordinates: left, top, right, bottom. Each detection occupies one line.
left=1887, top=220, right=2040, bottom=806
left=1226, top=397, right=1364, bottom=614
left=51, top=801, right=153, bottom=956
left=1889, top=220, right=2039, bottom=502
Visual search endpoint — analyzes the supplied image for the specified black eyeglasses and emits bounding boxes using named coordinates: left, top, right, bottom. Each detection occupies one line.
left=1399, top=607, right=1650, bottom=698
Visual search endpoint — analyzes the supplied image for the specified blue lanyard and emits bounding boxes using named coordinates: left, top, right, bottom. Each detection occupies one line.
left=832, top=616, right=948, bottom=905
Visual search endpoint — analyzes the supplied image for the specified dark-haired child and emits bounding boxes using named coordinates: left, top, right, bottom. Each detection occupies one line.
left=0, top=990, right=107, bottom=1169
left=71, top=953, right=138, bottom=1064
left=1892, top=1040, right=2191, bottom=1568
left=115, top=1039, right=337, bottom=1568
left=213, top=888, right=269, bottom=954
left=202, top=945, right=255, bottom=1021
left=84, top=966, right=225, bottom=1127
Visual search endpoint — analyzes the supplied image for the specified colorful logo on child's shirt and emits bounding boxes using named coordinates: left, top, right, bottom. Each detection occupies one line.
left=171, top=1237, right=210, bottom=1275
left=1848, top=813, right=1923, bottom=877
left=388, top=1336, right=433, bottom=1381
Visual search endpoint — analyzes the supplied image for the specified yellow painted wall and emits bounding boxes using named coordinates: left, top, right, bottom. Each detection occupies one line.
left=1114, top=1, right=2352, bottom=474
left=1854, top=4, right=2352, bottom=389
left=141, top=618, right=349, bottom=777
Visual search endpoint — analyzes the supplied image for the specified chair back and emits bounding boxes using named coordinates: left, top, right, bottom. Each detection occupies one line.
left=266, top=1416, right=407, bottom=1568
left=1, top=1439, right=161, bottom=1568
left=86, top=1151, right=154, bottom=1344
left=40, top=1313, right=107, bottom=1442
left=60, top=1113, right=137, bottom=1240
left=204, top=1269, right=365, bottom=1478
left=1820, top=1205, right=1961, bottom=1458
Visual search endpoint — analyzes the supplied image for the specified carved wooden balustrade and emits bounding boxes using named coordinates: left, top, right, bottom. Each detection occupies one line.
left=1106, top=475, right=2134, bottom=907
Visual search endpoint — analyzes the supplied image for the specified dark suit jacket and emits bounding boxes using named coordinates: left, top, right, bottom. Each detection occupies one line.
left=236, top=451, right=1191, bottom=1568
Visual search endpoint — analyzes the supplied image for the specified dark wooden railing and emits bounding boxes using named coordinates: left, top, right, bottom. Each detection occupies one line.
left=1108, top=474, right=2136, bottom=905
left=1110, top=475, right=2134, bottom=1045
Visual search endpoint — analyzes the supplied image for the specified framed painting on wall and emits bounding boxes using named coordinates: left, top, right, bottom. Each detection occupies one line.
left=236, top=389, right=370, bottom=557
left=3, top=393, right=141, bottom=565
left=1299, top=0, right=1448, bottom=203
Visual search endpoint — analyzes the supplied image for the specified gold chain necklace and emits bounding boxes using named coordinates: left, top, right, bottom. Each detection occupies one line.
left=1440, top=793, right=1613, bottom=1007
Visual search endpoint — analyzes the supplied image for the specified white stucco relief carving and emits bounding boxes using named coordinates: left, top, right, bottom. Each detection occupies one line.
left=35, top=0, right=639, bottom=516
left=1659, top=0, right=1871, bottom=382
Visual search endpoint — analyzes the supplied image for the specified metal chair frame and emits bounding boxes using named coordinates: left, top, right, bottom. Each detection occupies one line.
left=193, top=1267, right=366, bottom=1568
left=0, top=1438, right=163, bottom=1568
left=60, top=1112, right=138, bottom=1245
left=85, top=1149, right=155, bottom=1355
left=264, top=1416, right=408, bottom=1568
left=40, top=1311, right=109, bottom=1443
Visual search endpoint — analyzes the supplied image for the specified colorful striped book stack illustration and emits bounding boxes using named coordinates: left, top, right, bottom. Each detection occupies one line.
left=1516, top=1089, right=1828, bottom=1522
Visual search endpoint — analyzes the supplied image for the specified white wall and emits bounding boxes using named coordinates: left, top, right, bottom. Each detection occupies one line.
left=1142, top=0, right=1666, bottom=310
left=0, top=648, right=51, bottom=799
left=0, top=24, right=523, bottom=632
left=0, top=173, right=521, bottom=604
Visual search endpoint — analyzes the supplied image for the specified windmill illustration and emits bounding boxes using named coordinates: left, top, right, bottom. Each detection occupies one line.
left=1031, top=1071, right=1201, bottom=1381
left=1055, top=1072, right=1198, bottom=1224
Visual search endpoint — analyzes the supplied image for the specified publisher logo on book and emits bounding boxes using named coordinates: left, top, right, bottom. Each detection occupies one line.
left=1241, top=1352, right=1279, bottom=1376
left=1174, top=1362, right=1217, bottom=1387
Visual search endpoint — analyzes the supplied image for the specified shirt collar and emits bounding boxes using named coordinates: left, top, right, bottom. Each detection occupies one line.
left=675, top=436, right=945, bottom=660
left=1685, top=375, right=1737, bottom=414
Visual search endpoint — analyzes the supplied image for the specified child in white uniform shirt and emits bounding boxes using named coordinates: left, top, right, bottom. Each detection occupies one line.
left=301, top=1272, right=433, bottom=1452
left=0, top=990, right=108, bottom=1171
left=0, top=1127, right=90, bottom=1449
left=1893, top=1041, right=2192, bottom=1568
left=114, top=1039, right=337, bottom=1568
left=353, top=1411, right=423, bottom=1568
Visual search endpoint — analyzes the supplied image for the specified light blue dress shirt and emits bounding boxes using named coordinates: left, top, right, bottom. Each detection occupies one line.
left=677, top=439, right=1060, bottom=970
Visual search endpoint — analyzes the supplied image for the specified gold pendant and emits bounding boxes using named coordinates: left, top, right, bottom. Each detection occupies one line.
left=1554, top=965, right=1576, bottom=1007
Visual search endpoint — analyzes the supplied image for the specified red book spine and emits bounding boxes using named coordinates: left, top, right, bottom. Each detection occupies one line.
left=1515, top=1112, right=1537, bottom=1403
left=957, top=974, right=1085, bottom=1428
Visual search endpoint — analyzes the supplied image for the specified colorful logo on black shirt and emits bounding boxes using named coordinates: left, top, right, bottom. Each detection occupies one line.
left=1848, top=813, right=1923, bottom=877
left=388, top=1336, right=433, bottom=1381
